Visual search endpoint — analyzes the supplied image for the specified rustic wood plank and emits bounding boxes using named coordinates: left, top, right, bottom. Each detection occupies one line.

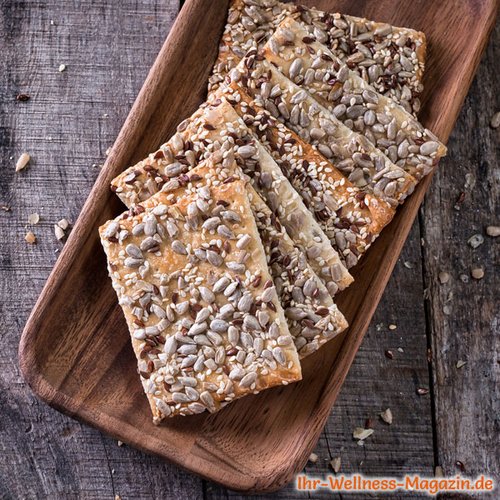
left=18, top=0, right=496, bottom=491
left=0, top=1, right=203, bottom=499
left=1, top=1, right=498, bottom=499
left=420, top=20, right=500, bottom=481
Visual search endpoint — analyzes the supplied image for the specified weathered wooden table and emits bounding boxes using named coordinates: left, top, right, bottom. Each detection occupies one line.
left=1, top=1, right=498, bottom=498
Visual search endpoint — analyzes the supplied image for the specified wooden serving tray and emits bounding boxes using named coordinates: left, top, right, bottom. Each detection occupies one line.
left=19, top=0, right=497, bottom=493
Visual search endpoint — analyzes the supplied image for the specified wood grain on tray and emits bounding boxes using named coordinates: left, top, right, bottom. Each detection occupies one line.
left=19, top=0, right=497, bottom=492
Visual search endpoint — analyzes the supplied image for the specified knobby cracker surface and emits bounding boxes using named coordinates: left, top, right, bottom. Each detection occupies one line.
left=141, top=157, right=348, bottom=357
left=111, top=98, right=352, bottom=294
left=230, top=56, right=416, bottom=207
left=217, top=84, right=396, bottom=269
left=100, top=180, right=301, bottom=421
left=208, top=0, right=426, bottom=115
left=263, top=18, right=446, bottom=181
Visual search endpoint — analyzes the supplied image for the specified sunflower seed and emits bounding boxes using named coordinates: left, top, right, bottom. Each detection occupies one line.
left=188, top=322, right=207, bottom=336
left=199, top=391, right=214, bottom=409
left=181, top=355, right=197, bottom=369
left=213, top=276, right=230, bottom=293
left=172, top=392, right=190, bottom=404
left=164, top=336, right=177, bottom=355
left=420, top=141, right=439, bottom=155
left=490, top=111, right=500, bottom=129
left=155, top=399, right=171, bottom=417
left=221, top=210, right=241, bottom=223
left=177, top=344, right=197, bottom=355
left=226, top=261, right=246, bottom=273
left=171, top=240, right=187, bottom=255
left=285, top=307, right=307, bottom=320
left=240, top=372, right=257, bottom=388
left=104, top=221, right=120, bottom=239
left=165, top=219, right=179, bottom=238
left=195, top=307, right=211, bottom=323
left=178, top=376, right=197, bottom=387
left=210, top=319, right=229, bottom=333
left=244, top=315, right=261, bottom=331
left=228, top=326, right=239, bottom=345
left=229, top=367, right=245, bottom=380
left=143, top=214, right=157, bottom=236
left=289, top=58, right=303, bottom=80
left=207, top=330, right=223, bottom=345
left=237, top=293, right=253, bottom=312
left=236, top=234, right=251, bottom=249
left=185, top=386, right=199, bottom=401
left=124, top=257, right=143, bottom=268
left=199, top=286, right=215, bottom=303
left=202, top=217, right=221, bottom=231
left=238, top=144, right=257, bottom=158
left=15, top=152, right=30, bottom=172
left=207, top=250, right=223, bottom=267
left=260, top=286, right=276, bottom=302
left=125, top=244, right=142, bottom=259
left=217, top=225, right=234, bottom=239
left=272, top=347, right=286, bottom=365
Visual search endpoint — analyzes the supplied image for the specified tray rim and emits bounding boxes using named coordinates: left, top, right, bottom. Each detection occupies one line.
left=18, top=0, right=498, bottom=493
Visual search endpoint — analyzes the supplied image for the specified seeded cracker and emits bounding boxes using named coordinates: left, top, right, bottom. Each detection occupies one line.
left=230, top=56, right=416, bottom=206
left=263, top=18, right=446, bottom=180
left=100, top=180, right=301, bottom=421
left=144, top=156, right=348, bottom=356
left=111, top=98, right=352, bottom=295
left=216, top=84, right=395, bottom=268
left=209, top=0, right=426, bottom=115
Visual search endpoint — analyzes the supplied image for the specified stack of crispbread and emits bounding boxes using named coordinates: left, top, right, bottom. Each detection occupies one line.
left=100, top=0, right=446, bottom=423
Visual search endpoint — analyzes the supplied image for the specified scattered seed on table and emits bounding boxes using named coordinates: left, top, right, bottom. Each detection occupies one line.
left=486, top=225, right=500, bottom=237
left=25, top=231, right=36, bottom=244
left=15, top=152, right=30, bottom=172
left=417, top=387, right=429, bottom=395
left=471, top=267, right=484, bottom=280
left=438, top=271, right=450, bottom=284
left=16, top=93, right=30, bottom=101
left=28, top=213, right=40, bottom=225
left=57, top=218, right=70, bottom=230
left=54, top=224, right=65, bottom=240
left=456, top=360, right=467, bottom=369
left=467, top=234, right=484, bottom=248
left=490, top=111, right=500, bottom=129
left=385, top=350, right=394, bottom=359
left=353, top=427, right=374, bottom=440
left=460, top=274, right=469, bottom=283
left=330, top=457, right=341, bottom=473
left=464, top=173, right=476, bottom=190
left=1, top=205, right=11, bottom=212
left=435, top=466, right=444, bottom=477
left=58, top=63, right=66, bottom=72
left=380, top=408, right=393, bottom=425
left=308, top=452, right=318, bottom=463
left=388, top=324, right=397, bottom=330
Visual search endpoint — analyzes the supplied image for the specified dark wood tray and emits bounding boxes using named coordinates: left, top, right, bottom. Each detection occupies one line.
left=19, top=0, right=497, bottom=493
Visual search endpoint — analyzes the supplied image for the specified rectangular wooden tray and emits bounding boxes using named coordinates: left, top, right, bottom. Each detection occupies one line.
left=19, top=0, right=497, bottom=493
